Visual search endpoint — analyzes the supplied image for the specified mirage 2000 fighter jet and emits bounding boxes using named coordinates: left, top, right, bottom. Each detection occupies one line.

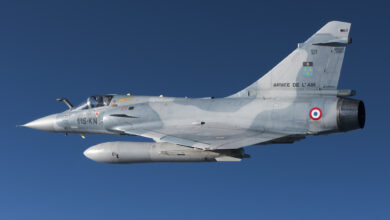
left=23, top=21, right=365, bottom=164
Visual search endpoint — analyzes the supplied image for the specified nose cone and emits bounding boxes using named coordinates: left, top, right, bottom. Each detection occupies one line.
left=23, top=114, right=57, bottom=132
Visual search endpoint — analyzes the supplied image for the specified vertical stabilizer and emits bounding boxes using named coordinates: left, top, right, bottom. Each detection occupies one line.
left=230, top=21, right=351, bottom=98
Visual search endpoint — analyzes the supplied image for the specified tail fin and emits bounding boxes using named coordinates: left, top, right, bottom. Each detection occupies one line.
left=230, top=21, right=351, bottom=98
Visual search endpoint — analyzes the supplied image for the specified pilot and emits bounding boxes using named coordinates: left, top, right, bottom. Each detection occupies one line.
left=88, top=96, right=97, bottom=108
left=95, top=96, right=104, bottom=107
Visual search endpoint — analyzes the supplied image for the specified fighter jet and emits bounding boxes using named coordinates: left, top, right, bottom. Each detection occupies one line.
left=23, top=21, right=365, bottom=164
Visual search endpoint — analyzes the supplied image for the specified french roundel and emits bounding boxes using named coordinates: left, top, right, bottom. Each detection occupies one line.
left=309, top=107, right=322, bottom=120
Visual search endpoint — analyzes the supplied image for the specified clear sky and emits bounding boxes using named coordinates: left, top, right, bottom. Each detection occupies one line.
left=1, top=0, right=389, bottom=219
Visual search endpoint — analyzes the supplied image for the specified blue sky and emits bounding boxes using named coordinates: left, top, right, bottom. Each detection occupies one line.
left=1, top=0, right=389, bottom=219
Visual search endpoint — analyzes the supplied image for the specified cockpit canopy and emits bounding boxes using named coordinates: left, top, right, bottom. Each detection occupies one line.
left=75, top=95, right=113, bottom=110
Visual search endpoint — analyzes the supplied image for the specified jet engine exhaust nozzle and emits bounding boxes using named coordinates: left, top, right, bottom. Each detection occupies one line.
left=337, top=98, right=366, bottom=131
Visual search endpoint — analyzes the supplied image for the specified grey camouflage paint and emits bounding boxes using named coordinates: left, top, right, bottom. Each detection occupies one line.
left=23, top=21, right=365, bottom=163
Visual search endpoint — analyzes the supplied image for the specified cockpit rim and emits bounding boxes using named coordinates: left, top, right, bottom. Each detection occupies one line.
left=74, top=95, right=114, bottom=110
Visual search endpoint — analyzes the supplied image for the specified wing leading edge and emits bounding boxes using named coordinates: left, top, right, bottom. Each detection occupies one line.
left=113, top=126, right=287, bottom=150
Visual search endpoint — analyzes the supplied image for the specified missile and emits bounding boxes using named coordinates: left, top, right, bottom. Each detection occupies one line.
left=83, top=142, right=249, bottom=164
